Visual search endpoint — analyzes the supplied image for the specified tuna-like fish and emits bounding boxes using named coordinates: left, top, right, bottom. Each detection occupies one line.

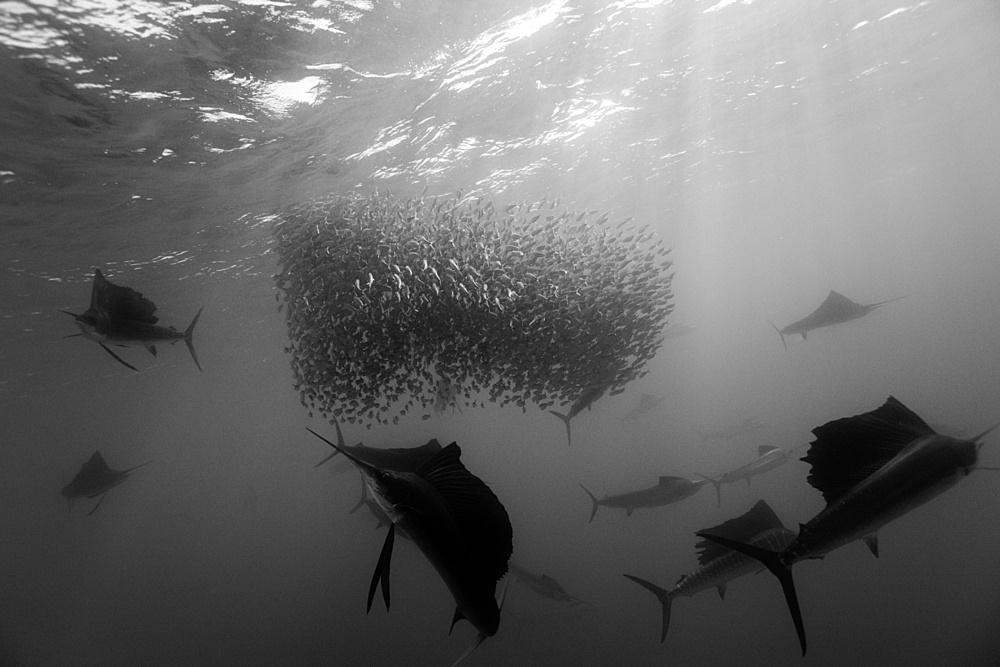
left=624, top=500, right=796, bottom=641
left=700, top=445, right=792, bottom=507
left=698, top=396, right=997, bottom=655
left=579, top=476, right=707, bottom=522
left=61, top=451, right=150, bottom=516
left=769, top=290, right=905, bottom=350
left=620, top=393, right=666, bottom=423
left=62, top=268, right=203, bottom=371
left=549, top=375, right=614, bottom=447
left=507, top=562, right=584, bottom=605
left=317, top=431, right=512, bottom=663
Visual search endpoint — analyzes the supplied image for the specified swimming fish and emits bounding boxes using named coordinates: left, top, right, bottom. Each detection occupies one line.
left=579, top=476, right=707, bottom=522
left=700, top=445, right=792, bottom=507
left=61, top=268, right=203, bottom=371
left=620, top=393, right=666, bottom=423
left=769, top=290, right=905, bottom=350
left=61, top=451, right=150, bottom=516
left=507, top=562, right=584, bottom=605
left=549, top=376, right=614, bottom=447
left=624, top=500, right=796, bottom=641
left=697, top=396, right=997, bottom=655
left=317, top=431, right=512, bottom=662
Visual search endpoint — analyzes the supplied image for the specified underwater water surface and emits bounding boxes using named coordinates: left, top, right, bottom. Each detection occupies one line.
left=2, top=1, right=1000, bottom=665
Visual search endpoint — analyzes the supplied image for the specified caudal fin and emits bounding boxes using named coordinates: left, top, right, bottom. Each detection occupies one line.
left=767, top=320, right=787, bottom=351
left=578, top=484, right=600, bottom=523
left=623, top=574, right=674, bottom=642
left=549, top=410, right=573, bottom=446
left=184, top=307, right=204, bottom=372
left=696, top=531, right=807, bottom=655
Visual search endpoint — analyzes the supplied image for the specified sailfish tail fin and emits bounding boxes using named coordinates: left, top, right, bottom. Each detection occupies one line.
left=623, top=574, right=674, bottom=642
left=183, top=307, right=204, bottom=372
left=696, top=531, right=807, bottom=656
left=767, top=320, right=787, bottom=351
left=548, top=410, right=573, bottom=446
left=578, top=484, right=600, bottom=523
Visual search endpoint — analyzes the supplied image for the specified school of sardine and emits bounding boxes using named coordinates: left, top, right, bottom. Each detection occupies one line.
left=272, top=191, right=675, bottom=427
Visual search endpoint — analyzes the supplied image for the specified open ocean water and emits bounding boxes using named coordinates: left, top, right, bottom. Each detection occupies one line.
left=2, top=1, right=1000, bottom=665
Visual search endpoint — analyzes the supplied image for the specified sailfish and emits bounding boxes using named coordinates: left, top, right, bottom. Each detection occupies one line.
left=697, top=396, right=998, bottom=655
left=579, top=476, right=707, bottom=522
left=61, top=268, right=203, bottom=371
left=769, top=290, right=905, bottom=350
left=61, top=451, right=150, bottom=516
left=624, top=500, right=797, bottom=642
left=316, top=428, right=513, bottom=664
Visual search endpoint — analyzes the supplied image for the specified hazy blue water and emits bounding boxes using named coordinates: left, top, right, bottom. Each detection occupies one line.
left=3, top=1, right=1000, bottom=665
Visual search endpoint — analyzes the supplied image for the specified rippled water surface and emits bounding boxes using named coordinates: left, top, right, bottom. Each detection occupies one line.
left=3, top=1, right=1000, bottom=665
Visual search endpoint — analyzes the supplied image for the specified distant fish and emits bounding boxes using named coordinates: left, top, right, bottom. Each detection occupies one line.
left=61, top=268, right=203, bottom=371
left=769, top=290, right=905, bottom=350
left=61, top=451, right=150, bottom=516
left=624, top=500, right=796, bottom=641
left=697, top=396, right=998, bottom=655
left=661, top=323, right=695, bottom=339
left=507, top=562, right=584, bottom=606
left=317, top=431, right=512, bottom=663
left=620, top=393, right=666, bottom=423
left=549, top=376, right=614, bottom=447
left=695, top=418, right=764, bottom=444
left=700, top=445, right=792, bottom=507
left=579, top=476, right=707, bottom=522
left=433, top=377, right=463, bottom=416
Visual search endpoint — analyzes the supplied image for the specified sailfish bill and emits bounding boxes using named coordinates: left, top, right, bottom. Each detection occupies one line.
left=314, top=428, right=512, bottom=663
left=697, top=396, right=996, bottom=655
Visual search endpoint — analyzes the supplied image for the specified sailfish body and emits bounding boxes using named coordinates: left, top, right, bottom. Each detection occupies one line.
left=318, top=430, right=512, bottom=650
left=579, top=476, right=706, bottom=522
left=770, top=290, right=905, bottom=349
left=62, top=268, right=203, bottom=371
left=624, top=500, right=796, bottom=641
left=698, top=396, right=996, bottom=655
left=61, top=451, right=150, bottom=516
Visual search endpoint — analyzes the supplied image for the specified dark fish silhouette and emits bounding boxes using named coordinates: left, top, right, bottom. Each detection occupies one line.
left=61, top=268, right=203, bottom=371
left=697, top=396, right=997, bottom=655
left=620, top=393, right=666, bottom=423
left=308, top=419, right=442, bottom=470
left=61, top=451, right=150, bottom=516
left=579, top=476, right=707, bottom=522
left=700, top=445, right=792, bottom=507
left=769, top=290, right=905, bottom=350
left=507, top=562, right=584, bottom=605
left=318, top=431, right=512, bottom=662
left=624, top=500, right=797, bottom=641
left=548, top=375, right=614, bottom=447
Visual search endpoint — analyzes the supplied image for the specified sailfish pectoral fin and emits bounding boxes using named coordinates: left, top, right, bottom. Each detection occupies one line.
left=696, top=531, right=807, bottom=656
left=863, top=534, right=879, bottom=558
left=99, top=343, right=139, bottom=371
left=367, top=523, right=396, bottom=613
